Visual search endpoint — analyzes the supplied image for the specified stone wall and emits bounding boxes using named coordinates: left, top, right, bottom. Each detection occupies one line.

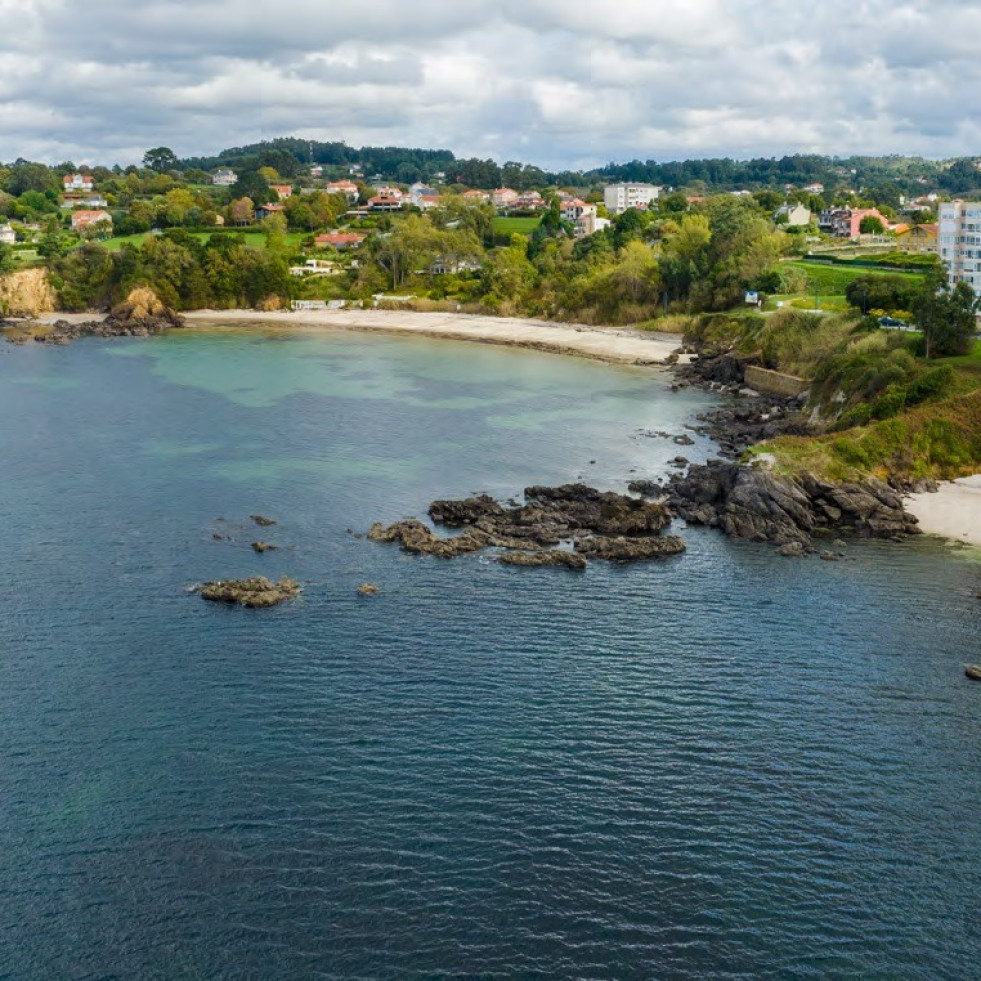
left=744, top=365, right=809, bottom=398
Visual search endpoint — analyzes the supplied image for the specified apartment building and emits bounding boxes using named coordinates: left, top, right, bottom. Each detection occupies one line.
left=603, top=182, right=660, bottom=215
left=939, top=201, right=981, bottom=294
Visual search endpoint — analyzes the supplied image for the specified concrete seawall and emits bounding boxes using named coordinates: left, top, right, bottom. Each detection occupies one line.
left=744, top=365, right=810, bottom=398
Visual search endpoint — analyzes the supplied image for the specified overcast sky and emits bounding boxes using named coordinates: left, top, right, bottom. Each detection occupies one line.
left=2, top=0, right=979, bottom=168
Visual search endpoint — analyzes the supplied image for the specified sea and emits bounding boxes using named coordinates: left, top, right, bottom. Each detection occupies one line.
left=1, top=327, right=979, bottom=979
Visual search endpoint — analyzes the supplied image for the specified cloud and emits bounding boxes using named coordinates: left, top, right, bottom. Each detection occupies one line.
left=1, top=0, right=979, bottom=168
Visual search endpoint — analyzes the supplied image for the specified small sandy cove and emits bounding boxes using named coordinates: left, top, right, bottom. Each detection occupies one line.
left=180, top=308, right=681, bottom=365
left=906, top=476, right=981, bottom=547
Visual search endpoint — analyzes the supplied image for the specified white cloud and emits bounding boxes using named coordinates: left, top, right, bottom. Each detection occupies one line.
left=1, top=0, right=979, bottom=167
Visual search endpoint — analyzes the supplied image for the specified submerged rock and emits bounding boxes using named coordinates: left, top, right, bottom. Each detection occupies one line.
left=250, top=514, right=277, bottom=527
left=357, top=582, right=380, bottom=595
left=251, top=540, right=278, bottom=553
left=966, top=665, right=981, bottom=681
left=198, top=576, right=301, bottom=608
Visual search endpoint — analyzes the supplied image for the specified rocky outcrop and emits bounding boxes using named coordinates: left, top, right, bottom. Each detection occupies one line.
left=250, top=514, right=276, bottom=527
left=197, top=576, right=301, bottom=608
left=251, top=541, right=278, bottom=552
left=498, top=550, right=587, bottom=570
left=32, top=307, right=185, bottom=345
left=357, top=583, right=380, bottom=595
left=372, top=484, right=685, bottom=566
left=665, top=461, right=920, bottom=547
left=575, top=535, right=686, bottom=561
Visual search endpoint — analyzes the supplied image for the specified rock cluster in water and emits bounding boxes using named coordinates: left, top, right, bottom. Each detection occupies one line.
left=197, top=576, right=301, bottom=608
left=27, top=307, right=185, bottom=345
left=369, top=484, right=686, bottom=567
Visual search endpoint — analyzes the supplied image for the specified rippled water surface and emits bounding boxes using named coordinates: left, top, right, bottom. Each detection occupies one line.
left=1, top=329, right=980, bottom=979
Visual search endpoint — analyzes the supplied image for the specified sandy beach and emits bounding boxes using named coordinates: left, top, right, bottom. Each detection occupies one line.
left=906, top=475, right=981, bottom=547
left=178, top=309, right=682, bottom=365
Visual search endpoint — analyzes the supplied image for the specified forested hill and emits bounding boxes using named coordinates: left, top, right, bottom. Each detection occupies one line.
left=175, top=138, right=981, bottom=196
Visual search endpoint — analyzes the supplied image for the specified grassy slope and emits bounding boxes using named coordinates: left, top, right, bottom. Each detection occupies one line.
left=784, top=260, right=926, bottom=296
left=755, top=340, right=981, bottom=481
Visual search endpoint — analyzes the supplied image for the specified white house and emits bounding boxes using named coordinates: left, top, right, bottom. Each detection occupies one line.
left=603, top=182, right=660, bottom=215
left=561, top=199, right=596, bottom=222
left=775, top=203, right=812, bottom=227
left=63, top=173, right=94, bottom=192
left=0, top=223, right=15, bottom=244
left=492, top=187, right=519, bottom=208
left=212, top=169, right=237, bottom=186
left=575, top=213, right=611, bottom=239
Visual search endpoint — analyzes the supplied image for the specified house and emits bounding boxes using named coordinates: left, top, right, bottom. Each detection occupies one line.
left=409, top=182, right=438, bottom=199
left=431, top=255, right=483, bottom=275
left=561, top=198, right=596, bottom=222
left=310, top=165, right=324, bottom=178
left=894, top=223, right=938, bottom=253
left=575, top=213, right=611, bottom=239
left=254, top=203, right=286, bottom=220
left=492, top=187, right=519, bottom=208
left=775, top=203, right=812, bottom=227
left=269, top=184, right=293, bottom=200
left=326, top=179, right=360, bottom=202
left=367, top=193, right=403, bottom=212
left=804, top=183, right=825, bottom=194
left=603, top=182, right=659, bottom=215
left=514, top=191, right=545, bottom=210
left=212, top=168, right=237, bottom=186
left=71, top=209, right=112, bottom=231
left=819, top=207, right=891, bottom=239
left=63, top=173, right=94, bottom=192
left=462, top=190, right=491, bottom=203
left=0, top=224, right=15, bottom=244
left=314, top=231, right=366, bottom=250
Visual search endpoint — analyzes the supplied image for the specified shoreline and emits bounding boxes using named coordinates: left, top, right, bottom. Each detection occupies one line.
left=906, top=476, right=981, bottom=548
left=177, top=309, right=682, bottom=365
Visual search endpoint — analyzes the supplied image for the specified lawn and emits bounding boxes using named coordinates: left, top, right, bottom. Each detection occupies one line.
left=492, top=216, right=541, bottom=237
left=784, top=260, right=926, bottom=297
left=100, top=230, right=308, bottom=251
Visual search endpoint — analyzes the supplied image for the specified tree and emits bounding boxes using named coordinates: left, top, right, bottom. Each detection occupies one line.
left=0, top=242, right=15, bottom=276
left=143, top=147, right=179, bottom=172
left=859, top=215, right=885, bottom=235
left=230, top=197, right=255, bottom=225
left=913, top=272, right=979, bottom=358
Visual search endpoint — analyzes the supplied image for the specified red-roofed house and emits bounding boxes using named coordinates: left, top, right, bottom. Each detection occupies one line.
left=368, top=193, right=403, bottom=212
left=326, top=180, right=360, bottom=202
left=64, top=173, right=94, bottom=192
left=269, top=184, right=293, bottom=200
left=462, top=190, right=490, bottom=203
left=492, top=188, right=519, bottom=208
left=315, top=231, right=367, bottom=250
left=71, top=209, right=112, bottom=231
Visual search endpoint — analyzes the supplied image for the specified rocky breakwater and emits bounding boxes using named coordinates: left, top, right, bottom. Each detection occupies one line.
left=369, top=484, right=686, bottom=567
left=640, top=460, right=919, bottom=551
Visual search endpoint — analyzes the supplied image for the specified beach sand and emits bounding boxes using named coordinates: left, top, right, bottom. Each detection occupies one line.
left=906, top=475, right=981, bottom=547
left=179, top=309, right=682, bottom=365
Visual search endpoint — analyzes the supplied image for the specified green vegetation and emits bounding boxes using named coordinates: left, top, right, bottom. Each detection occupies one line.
left=492, top=216, right=541, bottom=237
left=784, top=260, right=925, bottom=297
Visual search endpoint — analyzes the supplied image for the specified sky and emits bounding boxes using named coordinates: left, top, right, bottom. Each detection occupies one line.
left=1, top=0, right=980, bottom=169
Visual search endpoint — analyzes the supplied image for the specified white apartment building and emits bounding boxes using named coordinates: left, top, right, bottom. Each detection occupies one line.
left=939, top=201, right=981, bottom=294
left=603, top=182, right=660, bottom=215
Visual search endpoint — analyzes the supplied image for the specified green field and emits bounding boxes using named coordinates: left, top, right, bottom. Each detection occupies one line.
left=492, top=216, right=541, bottom=237
left=785, top=260, right=926, bottom=296
left=100, top=230, right=307, bottom=251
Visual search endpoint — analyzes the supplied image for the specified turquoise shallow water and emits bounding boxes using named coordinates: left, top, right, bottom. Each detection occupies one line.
left=1, top=329, right=980, bottom=979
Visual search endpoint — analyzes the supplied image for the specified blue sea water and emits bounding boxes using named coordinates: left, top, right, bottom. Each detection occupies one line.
left=1, top=328, right=980, bottom=979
